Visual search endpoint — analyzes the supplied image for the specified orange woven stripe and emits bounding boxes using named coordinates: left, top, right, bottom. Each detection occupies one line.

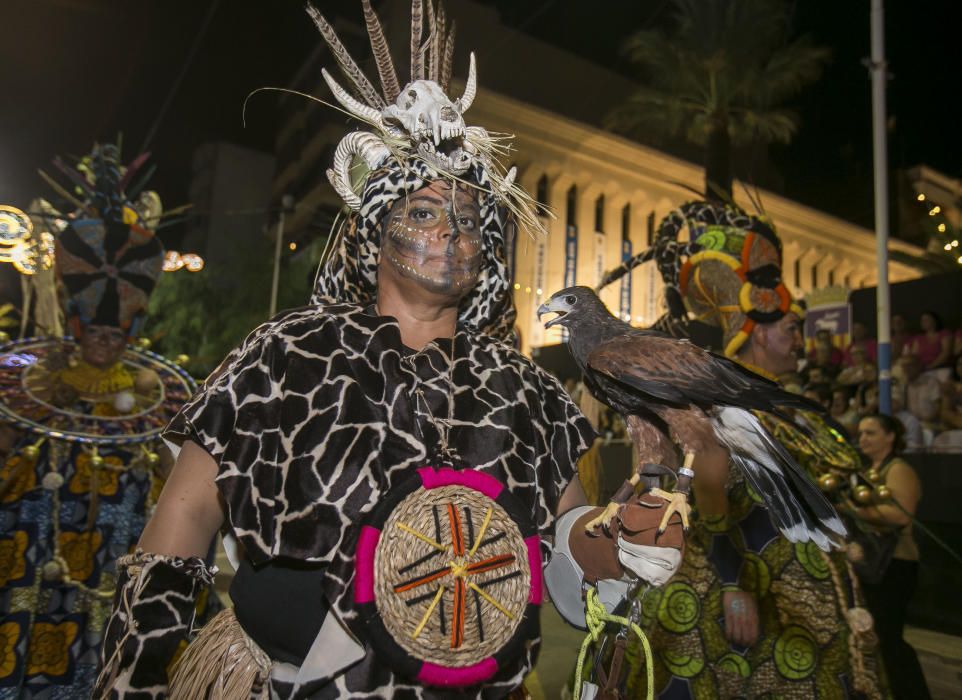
left=394, top=566, right=451, bottom=593
left=466, top=553, right=516, bottom=576
left=447, top=503, right=464, bottom=556
left=451, top=577, right=465, bottom=649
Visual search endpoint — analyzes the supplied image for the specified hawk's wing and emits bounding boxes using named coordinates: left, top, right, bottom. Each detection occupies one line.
left=586, top=333, right=784, bottom=412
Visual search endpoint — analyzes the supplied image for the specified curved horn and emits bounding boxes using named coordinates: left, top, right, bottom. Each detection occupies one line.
left=458, top=52, right=477, bottom=113
left=322, top=69, right=385, bottom=128
left=326, top=132, right=392, bottom=211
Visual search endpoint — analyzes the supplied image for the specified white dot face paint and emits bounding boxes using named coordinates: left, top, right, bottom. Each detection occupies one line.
left=381, top=180, right=482, bottom=297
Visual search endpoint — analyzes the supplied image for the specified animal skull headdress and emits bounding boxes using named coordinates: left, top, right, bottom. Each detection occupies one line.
left=308, top=0, right=543, bottom=339
left=308, top=0, right=534, bottom=211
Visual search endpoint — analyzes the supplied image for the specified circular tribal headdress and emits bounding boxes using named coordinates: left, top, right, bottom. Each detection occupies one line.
left=597, top=200, right=802, bottom=356
left=50, top=144, right=165, bottom=337
left=306, top=0, right=541, bottom=340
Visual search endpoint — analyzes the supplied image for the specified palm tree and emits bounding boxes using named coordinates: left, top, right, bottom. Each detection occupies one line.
left=607, top=0, right=829, bottom=200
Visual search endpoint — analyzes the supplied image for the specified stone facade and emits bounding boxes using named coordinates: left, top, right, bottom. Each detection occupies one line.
left=467, top=91, right=921, bottom=352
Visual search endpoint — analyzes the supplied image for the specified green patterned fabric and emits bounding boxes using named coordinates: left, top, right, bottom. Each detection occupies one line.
left=624, top=412, right=890, bottom=699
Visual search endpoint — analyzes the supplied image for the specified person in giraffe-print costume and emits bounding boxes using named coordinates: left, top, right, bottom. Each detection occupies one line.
left=94, top=2, right=597, bottom=699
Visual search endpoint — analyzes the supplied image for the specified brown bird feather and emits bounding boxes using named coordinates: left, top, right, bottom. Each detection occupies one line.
left=440, top=21, right=457, bottom=91
left=432, top=2, right=444, bottom=83
left=410, top=0, right=424, bottom=81
left=306, top=3, right=385, bottom=109
left=424, top=0, right=436, bottom=80
left=361, top=0, right=401, bottom=102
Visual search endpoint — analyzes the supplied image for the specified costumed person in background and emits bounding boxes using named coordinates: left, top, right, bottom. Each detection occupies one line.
left=850, top=414, right=930, bottom=700
left=95, top=2, right=595, bottom=698
left=0, top=144, right=218, bottom=699
left=597, top=201, right=888, bottom=698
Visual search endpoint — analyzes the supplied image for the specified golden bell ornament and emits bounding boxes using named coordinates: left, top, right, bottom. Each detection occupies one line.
left=0, top=331, right=10, bottom=344
left=853, top=485, right=874, bottom=504
left=90, top=454, right=105, bottom=469
left=866, top=469, right=882, bottom=483
left=875, top=485, right=892, bottom=501
left=42, top=560, right=63, bottom=581
left=145, top=452, right=161, bottom=468
left=818, top=473, right=840, bottom=492
left=134, top=368, right=160, bottom=394
left=21, top=444, right=40, bottom=461
left=136, top=337, right=152, bottom=350
left=175, top=354, right=190, bottom=366
left=41, top=472, right=65, bottom=490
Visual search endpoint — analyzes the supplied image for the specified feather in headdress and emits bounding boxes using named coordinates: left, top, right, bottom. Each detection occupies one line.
left=306, top=3, right=385, bottom=108
left=410, top=0, right=423, bottom=80
left=361, top=0, right=401, bottom=102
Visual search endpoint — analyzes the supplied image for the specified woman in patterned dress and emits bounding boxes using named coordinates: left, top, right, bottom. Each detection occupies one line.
left=0, top=147, right=218, bottom=699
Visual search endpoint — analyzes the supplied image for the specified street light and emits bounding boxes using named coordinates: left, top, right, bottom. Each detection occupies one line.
left=162, top=250, right=205, bottom=272
left=0, top=205, right=54, bottom=275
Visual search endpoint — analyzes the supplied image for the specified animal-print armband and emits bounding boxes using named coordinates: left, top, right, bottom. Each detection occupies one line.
left=94, top=549, right=217, bottom=699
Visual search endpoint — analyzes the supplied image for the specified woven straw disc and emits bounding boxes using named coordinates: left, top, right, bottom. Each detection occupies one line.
left=374, top=484, right=531, bottom=668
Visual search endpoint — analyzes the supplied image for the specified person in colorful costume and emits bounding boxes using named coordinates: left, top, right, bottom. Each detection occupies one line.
left=94, top=3, right=595, bottom=698
left=0, top=144, right=218, bottom=699
left=600, top=201, right=887, bottom=698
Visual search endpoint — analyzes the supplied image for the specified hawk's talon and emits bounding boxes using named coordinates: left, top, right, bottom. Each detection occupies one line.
left=648, top=487, right=691, bottom=534
left=584, top=501, right=622, bottom=533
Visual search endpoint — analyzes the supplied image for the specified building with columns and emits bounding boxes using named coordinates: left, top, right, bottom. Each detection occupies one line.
left=272, top=0, right=922, bottom=353
left=465, top=91, right=921, bottom=352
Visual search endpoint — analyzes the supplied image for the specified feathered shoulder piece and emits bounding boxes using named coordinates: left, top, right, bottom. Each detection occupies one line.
left=307, top=0, right=542, bottom=235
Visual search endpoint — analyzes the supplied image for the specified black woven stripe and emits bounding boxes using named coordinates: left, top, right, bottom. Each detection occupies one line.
left=397, top=546, right=445, bottom=576
left=473, top=588, right=485, bottom=642
left=439, top=593, right=446, bottom=635
left=477, top=569, right=522, bottom=589
left=405, top=585, right=445, bottom=607
left=474, top=530, right=506, bottom=552
left=464, top=506, right=474, bottom=550
left=394, top=564, right=450, bottom=593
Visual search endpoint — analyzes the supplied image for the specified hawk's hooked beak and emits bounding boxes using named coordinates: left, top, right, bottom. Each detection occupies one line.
left=537, top=298, right=567, bottom=329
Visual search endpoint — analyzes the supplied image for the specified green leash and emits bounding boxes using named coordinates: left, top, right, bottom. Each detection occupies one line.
left=573, top=587, right=654, bottom=700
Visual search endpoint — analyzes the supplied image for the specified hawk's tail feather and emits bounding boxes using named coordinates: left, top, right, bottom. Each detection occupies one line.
left=712, top=407, right=846, bottom=551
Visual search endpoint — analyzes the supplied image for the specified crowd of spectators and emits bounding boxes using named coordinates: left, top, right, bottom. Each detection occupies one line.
left=796, top=311, right=962, bottom=452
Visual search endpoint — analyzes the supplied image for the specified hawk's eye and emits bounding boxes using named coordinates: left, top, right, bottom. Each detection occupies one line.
left=564, top=295, right=577, bottom=305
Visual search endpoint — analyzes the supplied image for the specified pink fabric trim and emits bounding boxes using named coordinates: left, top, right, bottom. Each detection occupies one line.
left=417, top=466, right=504, bottom=500
left=354, top=526, right=380, bottom=603
left=417, top=657, right=498, bottom=686
left=525, top=536, right=543, bottom=605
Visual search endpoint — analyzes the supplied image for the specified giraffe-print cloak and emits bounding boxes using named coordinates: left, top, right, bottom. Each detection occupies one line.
left=165, top=303, right=596, bottom=697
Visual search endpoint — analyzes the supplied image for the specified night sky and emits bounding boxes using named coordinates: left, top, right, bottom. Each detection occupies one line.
left=1, top=0, right=959, bottom=246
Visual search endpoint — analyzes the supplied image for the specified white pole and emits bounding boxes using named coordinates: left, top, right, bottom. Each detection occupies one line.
left=870, top=0, right=892, bottom=415
left=268, top=207, right=286, bottom=320
left=268, top=195, right=295, bottom=319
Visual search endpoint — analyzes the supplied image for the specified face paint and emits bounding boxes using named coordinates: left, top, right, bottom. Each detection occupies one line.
left=381, top=180, right=482, bottom=296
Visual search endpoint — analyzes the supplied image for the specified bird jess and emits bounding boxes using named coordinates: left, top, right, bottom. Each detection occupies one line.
left=538, top=286, right=846, bottom=551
